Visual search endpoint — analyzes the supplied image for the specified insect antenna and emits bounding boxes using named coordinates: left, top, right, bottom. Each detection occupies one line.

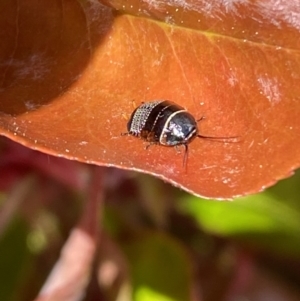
left=196, top=116, right=239, bottom=142
left=197, top=134, right=239, bottom=141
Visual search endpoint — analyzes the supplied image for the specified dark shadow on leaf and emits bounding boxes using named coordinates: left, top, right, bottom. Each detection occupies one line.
left=0, top=1, right=114, bottom=115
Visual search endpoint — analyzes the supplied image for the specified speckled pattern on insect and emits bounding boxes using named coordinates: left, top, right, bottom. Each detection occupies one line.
left=128, top=101, right=162, bottom=136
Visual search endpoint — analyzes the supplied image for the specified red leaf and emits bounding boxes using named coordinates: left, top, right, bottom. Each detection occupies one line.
left=0, top=1, right=299, bottom=198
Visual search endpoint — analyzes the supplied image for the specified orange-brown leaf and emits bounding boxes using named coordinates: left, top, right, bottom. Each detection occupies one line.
left=0, top=0, right=300, bottom=198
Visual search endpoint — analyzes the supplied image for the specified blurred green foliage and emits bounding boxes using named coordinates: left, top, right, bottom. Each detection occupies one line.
left=179, top=170, right=300, bottom=256
left=1, top=169, right=300, bottom=301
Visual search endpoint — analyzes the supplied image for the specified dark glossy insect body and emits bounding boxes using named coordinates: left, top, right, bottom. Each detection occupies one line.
left=127, top=100, right=198, bottom=147
left=125, top=100, right=237, bottom=168
left=126, top=100, right=199, bottom=167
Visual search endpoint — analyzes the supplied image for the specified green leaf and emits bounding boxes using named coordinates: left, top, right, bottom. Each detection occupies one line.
left=0, top=217, right=31, bottom=301
left=123, top=232, right=192, bottom=301
left=179, top=171, right=300, bottom=255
